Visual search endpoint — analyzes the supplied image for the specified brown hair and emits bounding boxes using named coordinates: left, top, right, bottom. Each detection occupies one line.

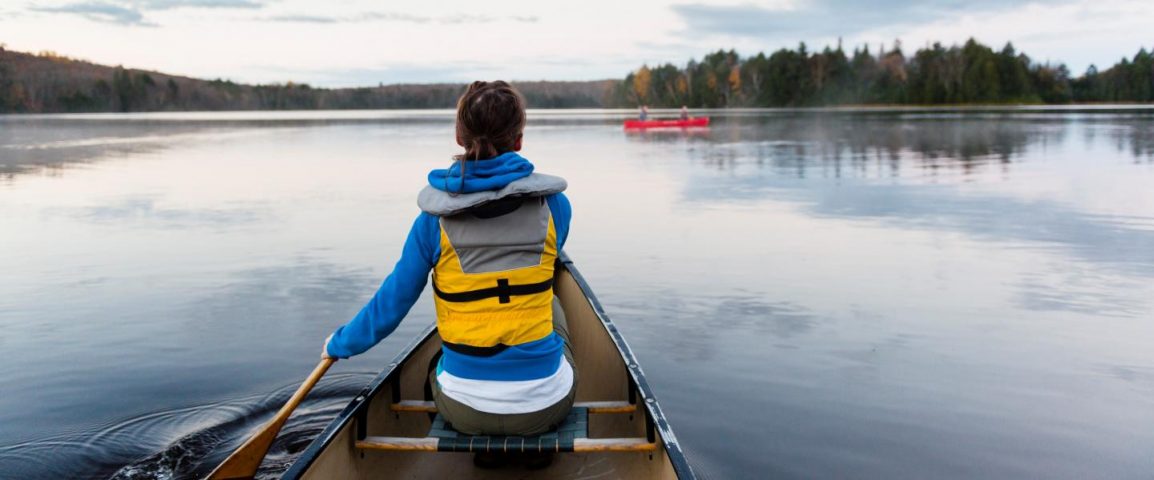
left=454, top=80, right=526, bottom=162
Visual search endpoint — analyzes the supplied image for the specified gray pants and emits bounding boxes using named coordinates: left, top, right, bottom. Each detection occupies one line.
left=430, top=299, right=578, bottom=436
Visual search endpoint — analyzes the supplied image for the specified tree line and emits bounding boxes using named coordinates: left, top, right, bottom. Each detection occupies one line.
left=617, top=39, right=1154, bottom=107
left=2, top=39, right=1152, bottom=113
left=0, top=47, right=614, bottom=113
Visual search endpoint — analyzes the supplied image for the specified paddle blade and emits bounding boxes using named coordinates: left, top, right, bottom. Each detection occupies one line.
left=205, top=358, right=335, bottom=480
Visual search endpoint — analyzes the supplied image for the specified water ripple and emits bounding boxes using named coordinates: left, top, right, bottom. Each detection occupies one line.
left=0, top=372, right=374, bottom=480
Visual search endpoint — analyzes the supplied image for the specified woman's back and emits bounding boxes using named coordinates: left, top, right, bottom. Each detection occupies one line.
left=325, top=82, right=577, bottom=447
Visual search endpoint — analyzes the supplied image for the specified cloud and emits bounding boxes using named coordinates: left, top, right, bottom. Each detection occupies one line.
left=438, top=13, right=495, bottom=24
left=883, top=0, right=1154, bottom=73
left=141, top=0, right=263, bottom=8
left=264, top=14, right=344, bottom=24
left=356, top=11, right=434, bottom=23
left=261, top=11, right=537, bottom=25
left=249, top=63, right=501, bottom=86
left=665, top=0, right=1151, bottom=72
left=670, top=0, right=1065, bottom=43
left=31, top=2, right=150, bottom=26
left=28, top=0, right=265, bottom=26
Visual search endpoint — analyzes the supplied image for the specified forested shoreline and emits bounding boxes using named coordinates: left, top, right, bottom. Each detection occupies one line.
left=617, top=39, right=1154, bottom=107
left=1, top=38, right=1152, bottom=113
left=0, top=47, right=612, bottom=113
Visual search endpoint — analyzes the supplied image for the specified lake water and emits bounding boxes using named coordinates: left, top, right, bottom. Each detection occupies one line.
left=1, top=108, right=1153, bottom=479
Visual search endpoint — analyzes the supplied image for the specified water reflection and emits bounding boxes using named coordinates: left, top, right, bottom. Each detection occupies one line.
left=625, top=112, right=1154, bottom=172
left=0, top=116, right=421, bottom=180
left=0, top=120, right=196, bottom=178
left=627, top=114, right=1057, bottom=175
left=184, top=258, right=382, bottom=340
left=2, top=109, right=1153, bottom=480
left=1014, top=266, right=1150, bottom=317
left=612, top=292, right=818, bottom=362
left=1081, top=117, right=1154, bottom=161
left=0, top=372, right=374, bottom=480
left=45, top=195, right=273, bottom=230
left=1100, top=364, right=1154, bottom=395
left=0, top=250, right=402, bottom=478
left=686, top=177, right=1154, bottom=279
left=623, top=127, right=712, bottom=142
left=4, top=110, right=1151, bottom=183
left=636, top=114, right=1154, bottom=286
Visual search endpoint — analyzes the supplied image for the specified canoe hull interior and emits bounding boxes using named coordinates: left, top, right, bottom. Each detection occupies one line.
left=284, top=258, right=691, bottom=479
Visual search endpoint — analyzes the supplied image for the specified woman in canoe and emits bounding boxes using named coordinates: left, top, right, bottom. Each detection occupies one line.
left=322, top=80, right=576, bottom=467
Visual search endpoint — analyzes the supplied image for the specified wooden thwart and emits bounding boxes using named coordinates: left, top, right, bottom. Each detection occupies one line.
left=390, top=400, right=637, bottom=414
left=357, top=437, right=439, bottom=452
left=356, top=436, right=657, bottom=453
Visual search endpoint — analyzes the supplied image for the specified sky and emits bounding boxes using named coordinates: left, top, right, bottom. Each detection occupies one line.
left=0, top=0, right=1151, bottom=87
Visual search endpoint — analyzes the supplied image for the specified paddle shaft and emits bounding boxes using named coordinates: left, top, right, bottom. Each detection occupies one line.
left=206, top=357, right=335, bottom=480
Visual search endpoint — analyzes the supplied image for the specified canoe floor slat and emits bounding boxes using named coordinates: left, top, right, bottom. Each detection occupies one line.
left=390, top=400, right=636, bottom=414
left=357, top=436, right=657, bottom=453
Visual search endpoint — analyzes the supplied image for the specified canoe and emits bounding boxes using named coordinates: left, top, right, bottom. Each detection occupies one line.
left=281, top=254, right=695, bottom=479
left=623, top=117, right=710, bottom=129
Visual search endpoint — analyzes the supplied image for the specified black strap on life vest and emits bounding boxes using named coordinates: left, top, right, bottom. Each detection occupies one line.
left=441, top=341, right=509, bottom=357
left=433, top=278, right=553, bottom=304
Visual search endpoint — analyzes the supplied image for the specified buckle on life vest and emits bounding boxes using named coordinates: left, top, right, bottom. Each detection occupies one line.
left=433, top=278, right=553, bottom=304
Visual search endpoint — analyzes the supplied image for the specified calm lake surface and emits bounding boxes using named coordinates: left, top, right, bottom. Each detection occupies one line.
left=1, top=108, right=1153, bottom=479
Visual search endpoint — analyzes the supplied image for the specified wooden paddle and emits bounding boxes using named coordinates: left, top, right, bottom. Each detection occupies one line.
left=206, top=357, right=335, bottom=480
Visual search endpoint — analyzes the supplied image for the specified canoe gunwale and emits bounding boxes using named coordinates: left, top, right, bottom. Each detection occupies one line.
left=281, top=252, right=695, bottom=479
left=557, top=255, right=695, bottom=478
left=280, top=322, right=439, bottom=479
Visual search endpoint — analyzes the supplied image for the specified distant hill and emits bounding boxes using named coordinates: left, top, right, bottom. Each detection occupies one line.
left=0, top=47, right=618, bottom=113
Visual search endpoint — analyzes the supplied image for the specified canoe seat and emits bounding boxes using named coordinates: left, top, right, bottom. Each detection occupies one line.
left=356, top=406, right=656, bottom=453
left=428, top=407, right=589, bottom=453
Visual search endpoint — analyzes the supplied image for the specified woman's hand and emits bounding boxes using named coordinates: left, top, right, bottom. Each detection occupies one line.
left=321, top=334, right=336, bottom=361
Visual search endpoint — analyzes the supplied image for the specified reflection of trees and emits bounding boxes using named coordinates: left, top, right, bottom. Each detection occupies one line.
left=675, top=117, right=1154, bottom=280
left=1076, top=116, right=1154, bottom=163
left=1113, top=121, right=1154, bottom=162
left=635, top=112, right=1154, bottom=175
left=0, top=119, right=192, bottom=179
left=622, top=128, right=712, bottom=142
left=629, top=113, right=1071, bottom=177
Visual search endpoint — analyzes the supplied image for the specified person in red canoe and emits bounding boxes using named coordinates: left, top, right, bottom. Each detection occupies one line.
left=639, top=105, right=649, bottom=121
left=680, top=105, right=689, bottom=120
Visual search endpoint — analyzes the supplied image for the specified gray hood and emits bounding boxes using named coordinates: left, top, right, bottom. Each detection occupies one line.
left=417, top=173, right=567, bottom=216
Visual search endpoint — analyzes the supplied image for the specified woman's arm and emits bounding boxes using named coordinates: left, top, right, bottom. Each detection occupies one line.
left=325, top=212, right=440, bottom=358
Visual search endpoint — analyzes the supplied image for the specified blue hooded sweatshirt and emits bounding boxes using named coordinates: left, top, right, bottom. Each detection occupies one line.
left=326, top=152, right=571, bottom=381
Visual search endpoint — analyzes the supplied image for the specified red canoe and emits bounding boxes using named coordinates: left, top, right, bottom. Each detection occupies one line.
left=623, top=117, right=710, bottom=129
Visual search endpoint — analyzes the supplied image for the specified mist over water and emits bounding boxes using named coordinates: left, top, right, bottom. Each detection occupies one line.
left=1, top=108, right=1152, bottom=479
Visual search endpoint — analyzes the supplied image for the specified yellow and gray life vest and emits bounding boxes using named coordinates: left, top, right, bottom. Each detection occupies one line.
left=432, top=197, right=558, bottom=356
